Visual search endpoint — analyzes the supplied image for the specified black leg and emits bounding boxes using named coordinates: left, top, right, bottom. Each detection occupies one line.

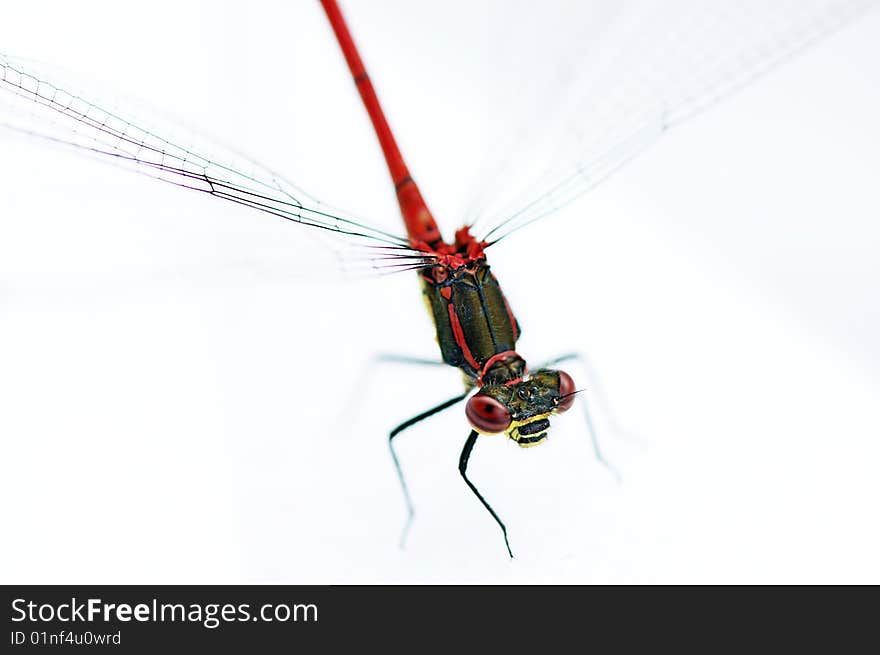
left=390, top=391, right=469, bottom=547
left=538, top=351, right=621, bottom=482
left=459, top=430, right=513, bottom=558
left=375, top=353, right=446, bottom=367
left=334, top=353, right=447, bottom=436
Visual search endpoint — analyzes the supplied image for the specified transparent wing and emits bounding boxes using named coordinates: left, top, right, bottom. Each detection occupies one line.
left=467, top=0, right=877, bottom=243
left=0, top=53, right=433, bottom=277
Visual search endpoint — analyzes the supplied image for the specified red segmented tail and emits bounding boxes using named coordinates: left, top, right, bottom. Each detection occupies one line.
left=320, top=0, right=442, bottom=246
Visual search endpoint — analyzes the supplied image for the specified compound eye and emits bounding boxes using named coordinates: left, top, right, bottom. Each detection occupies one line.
left=556, top=370, right=576, bottom=413
left=466, top=394, right=512, bottom=434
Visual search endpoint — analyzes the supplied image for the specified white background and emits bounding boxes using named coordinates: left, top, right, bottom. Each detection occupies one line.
left=1, top=1, right=879, bottom=583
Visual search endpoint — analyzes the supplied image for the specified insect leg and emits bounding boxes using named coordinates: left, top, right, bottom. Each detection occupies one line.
left=375, top=353, right=446, bottom=367
left=335, top=353, right=447, bottom=436
left=458, top=430, right=513, bottom=558
left=539, top=351, right=621, bottom=482
left=390, top=391, right=469, bottom=548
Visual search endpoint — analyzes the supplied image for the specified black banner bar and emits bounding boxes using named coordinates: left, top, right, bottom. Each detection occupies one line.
left=1, top=585, right=873, bottom=651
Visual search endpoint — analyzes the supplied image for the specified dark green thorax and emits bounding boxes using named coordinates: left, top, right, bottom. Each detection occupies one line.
left=420, top=260, right=523, bottom=383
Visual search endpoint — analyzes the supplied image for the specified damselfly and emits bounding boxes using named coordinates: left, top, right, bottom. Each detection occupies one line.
left=1, top=0, right=876, bottom=558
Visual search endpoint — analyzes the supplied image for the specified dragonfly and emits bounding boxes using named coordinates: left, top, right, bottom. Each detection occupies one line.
left=1, top=0, right=875, bottom=557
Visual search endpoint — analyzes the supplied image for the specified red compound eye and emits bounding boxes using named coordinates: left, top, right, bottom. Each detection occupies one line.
left=466, top=394, right=512, bottom=433
left=556, top=370, right=576, bottom=413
